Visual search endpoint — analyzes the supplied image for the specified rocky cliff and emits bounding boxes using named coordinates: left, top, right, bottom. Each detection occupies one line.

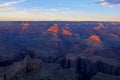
left=76, top=54, right=120, bottom=76
left=91, top=72, right=120, bottom=80
left=0, top=55, right=43, bottom=80
left=59, top=54, right=120, bottom=80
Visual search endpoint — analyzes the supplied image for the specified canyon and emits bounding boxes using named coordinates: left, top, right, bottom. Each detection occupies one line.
left=0, top=21, right=120, bottom=80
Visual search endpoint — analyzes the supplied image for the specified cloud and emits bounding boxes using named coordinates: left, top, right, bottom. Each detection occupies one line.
left=0, top=1, right=119, bottom=21
left=0, top=0, right=26, bottom=7
left=0, top=7, right=119, bottom=21
left=0, top=7, right=90, bottom=21
left=93, top=0, right=120, bottom=7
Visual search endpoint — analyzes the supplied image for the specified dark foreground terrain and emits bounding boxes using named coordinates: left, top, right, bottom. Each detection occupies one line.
left=0, top=21, right=120, bottom=80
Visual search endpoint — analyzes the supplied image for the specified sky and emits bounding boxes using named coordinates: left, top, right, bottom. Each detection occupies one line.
left=0, top=0, right=120, bottom=21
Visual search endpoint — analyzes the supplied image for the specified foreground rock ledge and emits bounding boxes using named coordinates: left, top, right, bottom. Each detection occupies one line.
left=0, top=55, right=43, bottom=80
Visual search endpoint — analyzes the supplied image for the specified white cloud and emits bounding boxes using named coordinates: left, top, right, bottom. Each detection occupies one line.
left=93, top=0, right=120, bottom=7
left=0, top=7, right=119, bottom=21
left=0, top=0, right=26, bottom=7
left=0, top=0, right=119, bottom=21
left=0, top=7, right=90, bottom=21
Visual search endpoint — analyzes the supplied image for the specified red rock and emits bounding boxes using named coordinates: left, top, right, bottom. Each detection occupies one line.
left=22, top=22, right=29, bottom=30
left=62, top=28, right=72, bottom=36
left=48, top=24, right=59, bottom=33
left=89, top=35, right=101, bottom=42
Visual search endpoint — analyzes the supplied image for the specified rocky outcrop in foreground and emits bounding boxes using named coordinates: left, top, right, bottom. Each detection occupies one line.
left=0, top=55, right=43, bottom=80
left=59, top=54, right=120, bottom=80
left=76, top=54, right=120, bottom=76
left=0, top=54, right=120, bottom=80
left=91, top=72, right=120, bottom=80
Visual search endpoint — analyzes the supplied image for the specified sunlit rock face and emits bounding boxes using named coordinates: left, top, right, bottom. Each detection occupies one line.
left=47, top=24, right=59, bottom=38
left=48, top=24, right=59, bottom=33
left=84, top=35, right=118, bottom=59
left=94, top=22, right=104, bottom=30
left=20, top=22, right=30, bottom=35
left=47, top=24, right=72, bottom=36
left=84, top=35, right=104, bottom=54
left=62, top=28, right=72, bottom=36
left=45, top=24, right=76, bottom=42
left=87, top=35, right=103, bottom=49
left=89, top=35, right=101, bottom=42
left=22, top=22, right=29, bottom=30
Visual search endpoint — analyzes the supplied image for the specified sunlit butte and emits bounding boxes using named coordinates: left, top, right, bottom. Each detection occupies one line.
left=89, top=35, right=101, bottom=42
left=22, top=22, right=29, bottom=30
left=86, top=35, right=103, bottom=49
left=48, top=24, right=59, bottom=33
left=62, top=28, right=72, bottom=36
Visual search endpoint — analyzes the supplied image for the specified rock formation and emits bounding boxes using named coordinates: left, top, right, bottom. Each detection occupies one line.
left=91, top=72, right=120, bottom=80
left=62, top=28, right=72, bottom=36
left=59, top=54, right=120, bottom=80
left=47, top=24, right=59, bottom=34
left=22, top=22, right=29, bottom=30
left=109, top=33, right=118, bottom=39
left=88, top=35, right=103, bottom=47
left=94, top=22, right=104, bottom=30
left=89, top=35, right=101, bottom=43
left=0, top=55, right=43, bottom=80
left=60, top=54, right=76, bottom=69
left=76, top=54, right=120, bottom=77
left=84, top=35, right=104, bottom=54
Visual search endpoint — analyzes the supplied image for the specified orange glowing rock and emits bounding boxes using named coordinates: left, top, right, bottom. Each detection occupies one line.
left=89, top=35, right=101, bottom=42
left=86, top=35, right=103, bottom=50
left=48, top=24, right=59, bottom=33
left=62, top=28, right=72, bottom=36
left=22, top=22, right=29, bottom=30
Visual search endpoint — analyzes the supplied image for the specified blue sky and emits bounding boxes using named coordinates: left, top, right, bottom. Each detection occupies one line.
left=0, top=0, right=120, bottom=21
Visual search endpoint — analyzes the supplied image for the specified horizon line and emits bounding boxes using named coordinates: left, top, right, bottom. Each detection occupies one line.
left=0, top=20, right=120, bottom=22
